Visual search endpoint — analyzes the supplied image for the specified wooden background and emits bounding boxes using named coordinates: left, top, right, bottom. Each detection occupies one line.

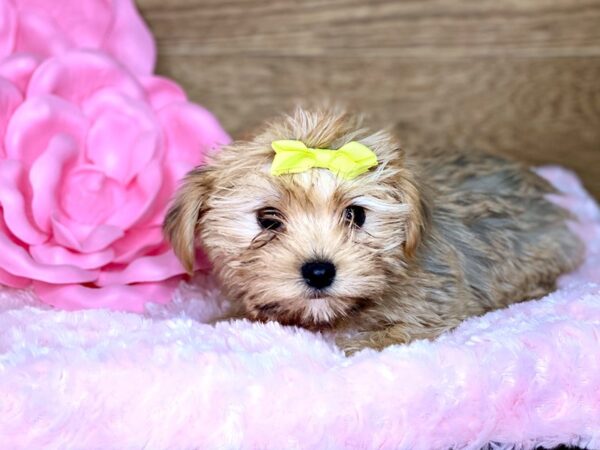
left=138, top=0, right=600, bottom=198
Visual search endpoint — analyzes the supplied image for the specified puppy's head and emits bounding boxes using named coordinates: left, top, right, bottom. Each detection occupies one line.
left=164, top=108, right=427, bottom=328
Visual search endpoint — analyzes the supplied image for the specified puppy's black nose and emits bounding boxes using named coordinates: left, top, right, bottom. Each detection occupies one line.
left=301, top=261, right=336, bottom=289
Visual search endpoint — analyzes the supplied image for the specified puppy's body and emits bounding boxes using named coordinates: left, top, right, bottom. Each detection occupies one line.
left=164, top=108, right=583, bottom=353
left=340, top=148, right=583, bottom=351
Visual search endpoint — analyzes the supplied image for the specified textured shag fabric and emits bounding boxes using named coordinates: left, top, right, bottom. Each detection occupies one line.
left=0, top=166, right=599, bottom=450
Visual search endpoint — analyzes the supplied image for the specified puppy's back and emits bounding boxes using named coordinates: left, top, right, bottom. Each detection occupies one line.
left=412, top=148, right=584, bottom=309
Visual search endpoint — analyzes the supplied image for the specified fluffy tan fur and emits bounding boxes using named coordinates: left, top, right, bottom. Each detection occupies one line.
left=164, top=107, right=584, bottom=354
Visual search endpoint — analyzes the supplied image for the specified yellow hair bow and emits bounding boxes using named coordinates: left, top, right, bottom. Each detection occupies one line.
left=270, top=140, right=378, bottom=180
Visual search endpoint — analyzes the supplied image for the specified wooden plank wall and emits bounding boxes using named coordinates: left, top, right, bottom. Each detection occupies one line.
left=138, top=0, right=600, bottom=198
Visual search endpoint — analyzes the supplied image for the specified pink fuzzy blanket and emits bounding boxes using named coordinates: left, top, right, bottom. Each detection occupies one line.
left=1, top=166, right=599, bottom=449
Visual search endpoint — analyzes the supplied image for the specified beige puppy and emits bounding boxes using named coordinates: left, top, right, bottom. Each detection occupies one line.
left=164, top=108, right=583, bottom=353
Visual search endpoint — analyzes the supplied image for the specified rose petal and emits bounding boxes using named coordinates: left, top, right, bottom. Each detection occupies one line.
left=9, top=0, right=154, bottom=74
left=29, top=134, right=78, bottom=232
left=14, top=9, right=71, bottom=57
left=30, top=244, right=114, bottom=270
left=5, top=95, right=87, bottom=166
left=0, top=216, right=96, bottom=283
left=0, top=160, right=47, bottom=244
left=142, top=76, right=186, bottom=110
left=106, top=160, right=163, bottom=229
left=60, top=166, right=126, bottom=226
left=84, top=89, right=159, bottom=184
left=159, top=102, right=230, bottom=166
left=145, top=161, right=191, bottom=227
left=0, top=53, right=41, bottom=94
left=97, top=251, right=187, bottom=285
left=49, top=215, right=81, bottom=251
left=33, top=277, right=181, bottom=312
left=0, top=1, right=17, bottom=59
left=146, top=104, right=229, bottom=226
left=81, top=225, right=125, bottom=253
left=12, top=0, right=155, bottom=74
left=103, top=0, right=156, bottom=75
left=50, top=215, right=124, bottom=253
left=27, top=50, right=145, bottom=105
left=15, top=0, right=111, bottom=53
left=0, top=78, right=22, bottom=158
left=111, top=226, right=164, bottom=264
left=0, top=268, right=30, bottom=289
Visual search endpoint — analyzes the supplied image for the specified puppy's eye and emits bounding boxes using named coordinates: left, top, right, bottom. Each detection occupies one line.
left=257, top=207, right=283, bottom=231
left=344, top=205, right=366, bottom=228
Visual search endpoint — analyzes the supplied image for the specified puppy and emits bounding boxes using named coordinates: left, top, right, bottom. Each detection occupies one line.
left=163, top=107, right=584, bottom=354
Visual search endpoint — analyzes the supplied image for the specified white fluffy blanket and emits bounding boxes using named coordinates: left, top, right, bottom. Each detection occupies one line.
left=1, top=167, right=599, bottom=449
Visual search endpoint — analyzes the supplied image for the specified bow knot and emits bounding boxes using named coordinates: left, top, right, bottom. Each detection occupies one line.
left=270, top=140, right=378, bottom=180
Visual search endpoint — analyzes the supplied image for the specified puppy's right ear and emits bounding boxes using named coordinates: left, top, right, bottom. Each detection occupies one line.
left=163, top=167, right=213, bottom=274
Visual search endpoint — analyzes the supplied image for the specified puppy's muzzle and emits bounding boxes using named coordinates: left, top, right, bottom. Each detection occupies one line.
left=301, top=261, right=336, bottom=289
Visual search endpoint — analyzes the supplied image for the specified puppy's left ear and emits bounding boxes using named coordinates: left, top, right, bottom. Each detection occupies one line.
left=396, top=170, right=430, bottom=258
left=163, top=166, right=214, bottom=274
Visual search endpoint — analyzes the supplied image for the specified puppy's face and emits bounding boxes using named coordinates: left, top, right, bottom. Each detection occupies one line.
left=164, top=109, right=425, bottom=329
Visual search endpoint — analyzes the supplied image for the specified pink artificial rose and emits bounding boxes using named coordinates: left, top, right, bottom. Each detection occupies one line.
left=0, top=50, right=230, bottom=311
left=1, top=0, right=155, bottom=74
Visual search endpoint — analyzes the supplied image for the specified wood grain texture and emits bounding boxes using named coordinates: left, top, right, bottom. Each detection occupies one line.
left=138, top=0, right=600, bottom=198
